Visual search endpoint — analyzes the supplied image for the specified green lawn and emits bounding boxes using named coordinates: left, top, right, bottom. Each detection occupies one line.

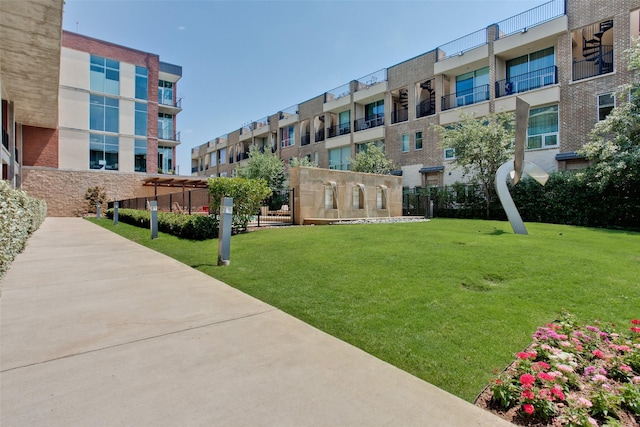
left=87, top=218, right=640, bottom=402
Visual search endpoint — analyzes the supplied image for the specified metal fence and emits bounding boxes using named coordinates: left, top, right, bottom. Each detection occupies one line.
left=109, top=188, right=294, bottom=227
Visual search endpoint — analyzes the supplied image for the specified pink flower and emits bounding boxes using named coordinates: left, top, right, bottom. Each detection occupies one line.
left=537, top=361, right=550, bottom=370
left=576, top=397, right=593, bottom=408
left=631, top=327, right=640, bottom=333
left=520, top=373, right=535, bottom=386
left=586, top=325, right=600, bottom=332
left=633, top=376, right=640, bottom=384
left=537, top=372, right=554, bottom=381
left=551, top=386, right=565, bottom=400
left=592, top=349, right=605, bottom=359
left=523, top=403, right=535, bottom=415
left=517, top=352, right=531, bottom=359
left=557, top=364, right=574, bottom=373
left=591, top=374, right=607, bottom=383
left=620, top=365, right=632, bottom=372
left=631, top=319, right=640, bottom=325
left=521, top=389, right=535, bottom=400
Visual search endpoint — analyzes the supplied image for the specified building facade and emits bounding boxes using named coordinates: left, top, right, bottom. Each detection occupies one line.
left=191, top=0, right=640, bottom=191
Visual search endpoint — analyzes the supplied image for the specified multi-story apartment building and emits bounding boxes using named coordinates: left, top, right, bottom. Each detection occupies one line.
left=2, top=24, right=182, bottom=187
left=192, top=0, right=640, bottom=191
left=58, top=31, right=182, bottom=174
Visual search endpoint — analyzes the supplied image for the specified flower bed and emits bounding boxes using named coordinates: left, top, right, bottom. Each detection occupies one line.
left=476, top=313, right=640, bottom=426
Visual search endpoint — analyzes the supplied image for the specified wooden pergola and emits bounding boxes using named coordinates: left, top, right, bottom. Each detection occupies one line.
left=143, top=176, right=209, bottom=197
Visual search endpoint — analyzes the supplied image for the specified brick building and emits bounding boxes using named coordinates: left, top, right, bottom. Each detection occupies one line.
left=191, top=0, right=640, bottom=190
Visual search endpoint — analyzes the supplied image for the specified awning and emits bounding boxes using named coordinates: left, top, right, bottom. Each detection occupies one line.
left=419, top=166, right=445, bottom=173
left=143, top=176, right=209, bottom=189
left=555, top=152, right=585, bottom=161
left=390, top=170, right=403, bottom=176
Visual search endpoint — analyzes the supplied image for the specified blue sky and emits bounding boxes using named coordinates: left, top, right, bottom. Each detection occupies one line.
left=62, top=0, right=546, bottom=175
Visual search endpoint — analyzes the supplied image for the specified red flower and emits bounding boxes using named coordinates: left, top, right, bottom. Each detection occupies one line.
left=523, top=404, right=535, bottom=415
left=631, top=327, right=640, bottom=333
left=551, top=386, right=565, bottom=400
left=537, top=372, right=554, bottom=381
left=631, top=319, right=640, bottom=325
left=592, top=349, right=605, bottom=359
left=520, top=373, right=535, bottom=386
left=537, top=361, right=550, bottom=370
left=521, top=389, right=535, bottom=400
left=517, top=352, right=531, bottom=359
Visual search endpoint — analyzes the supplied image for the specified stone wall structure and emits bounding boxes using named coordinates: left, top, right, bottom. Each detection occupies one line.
left=289, top=167, right=402, bottom=225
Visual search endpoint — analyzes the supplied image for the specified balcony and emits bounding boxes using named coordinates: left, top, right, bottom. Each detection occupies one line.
left=354, top=114, right=384, bottom=132
left=328, top=124, right=350, bottom=138
left=158, top=130, right=181, bottom=146
left=573, top=45, right=613, bottom=81
left=158, top=96, right=183, bottom=114
left=236, top=152, right=249, bottom=162
left=441, top=84, right=490, bottom=111
left=436, top=28, right=487, bottom=61
left=315, top=128, right=325, bottom=142
left=495, top=0, right=565, bottom=39
left=391, top=108, right=408, bottom=124
left=416, top=100, right=436, bottom=118
left=281, top=138, right=294, bottom=148
left=301, top=134, right=311, bottom=146
left=495, top=66, right=557, bottom=98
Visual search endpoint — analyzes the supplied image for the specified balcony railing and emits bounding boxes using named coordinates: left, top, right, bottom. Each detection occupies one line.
left=325, top=83, right=351, bottom=103
left=279, top=105, right=299, bottom=120
left=354, top=114, right=384, bottom=132
left=355, top=69, right=387, bottom=91
left=255, top=116, right=269, bottom=130
left=416, top=100, right=436, bottom=118
left=240, top=123, right=252, bottom=135
left=495, top=66, right=557, bottom=98
left=191, top=166, right=198, bottom=174
left=573, top=46, right=614, bottom=81
left=281, top=138, right=294, bottom=148
left=391, top=108, right=408, bottom=124
left=236, top=152, right=249, bottom=162
left=159, top=96, right=182, bottom=109
left=315, top=128, right=325, bottom=142
left=441, top=84, right=490, bottom=111
left=229, top=155, right=234, bottom=164
left=301, top=134, right=311, bottom=146
left=158, top=130, right=181, bottom=142
left=328, top=124, right=351, bottom=138
left=495, top=0, right=565, bottom=39
left=436, top=28, right=487, bottom=61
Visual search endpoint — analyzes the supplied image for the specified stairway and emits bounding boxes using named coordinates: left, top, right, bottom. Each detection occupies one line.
left=582, top=20, right=614, bottom=74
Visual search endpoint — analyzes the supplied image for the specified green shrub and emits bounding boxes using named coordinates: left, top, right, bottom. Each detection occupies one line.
left=84, top=186, right=108, bottom=214
left=0, top=181, right=47, bottom=279
left=105, top=208, right=218, bottom=240
left=208, top=177, right=271, bottom=231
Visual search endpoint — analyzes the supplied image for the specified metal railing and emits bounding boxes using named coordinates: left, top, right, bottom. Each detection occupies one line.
left=391, top=108, right=408, bottom=124
left=279, top=105, right=299, bottom=120
left=573, top=46, right=614, bottom=81
left=280, top=138, right=294, bottom=148
left=315, top=128, right=325, bottom=142
left=416, top=99, right=436, bottom=118
left=436, top=28, right=487, bottom=61
left=236, top=152, right=249, bottom=162
left=495, top=66, right=557, bottom=97
left=355, top=69, right=387, bottom=91
left=158, top=129, right=181, bottom=142
left=159, top=96, right=182, bottom=109
left=328, top=124, right=350, bottom=138
left=441, top=84, right=490, bottom=111
left=301, top=134, right=311, bottom=146
left=240, top=123, right=252, bottom=135
left=354, top=114, right=384, bottom=132
left=255, top=116, right=269, bottom=130
left=495, top=0, right=565, bottom=39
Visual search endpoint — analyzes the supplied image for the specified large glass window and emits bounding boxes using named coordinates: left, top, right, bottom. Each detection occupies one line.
left=134, top=138, right=147, bottom=172
left=158, top=113, right=173, bottom=140
left=135, top=102, right=147, bottom=136
left=280, top=126, right=295, bottom=148
left=89, top=95, right=119, bottom=133
left=527, top=105, right=559, bottom=149
left=158, top=80, right=174, bottom=106
left=89, top=134, right=119, bottom=170
left=90, top=55, right=119, bottom=95
left=365, top=100, right=384, bottom=120
left=158, top=146, right=173, bottom=173
left=598, top=93, right=615, bottom=121
left=135, top=66, right=148, bottom=100
left=401, top=134, right=410, bottom=152
left=218, top=148, right=226, bottom=165
left=329, top=146, right=351, bottom=170
left=455, top=67, right=489, bottom=106
left=338, top=110, right=350, bottom=134
left=506, top=47, right=555, bottom=93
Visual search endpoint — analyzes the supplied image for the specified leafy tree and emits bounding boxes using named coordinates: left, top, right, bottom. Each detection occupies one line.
left=289, top=156, right=318, bottom=168
left=431, top=112, right=515, bottom=219
left=236, top=145, right=285, bottom=191
left=580, top=42, right=640, bottom=190
left=84, top=186, right=108, bottom=213
left=208, top=177, right=271, bottom=231
left=349, top=142, right=396, bottom=174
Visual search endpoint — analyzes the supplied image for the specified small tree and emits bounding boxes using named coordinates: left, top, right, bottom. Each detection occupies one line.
left=349, top=142, right=396, bottom=174
left=580, top=41, right=640, bottom=190
left=431, top=112, right=515, bottom=218
left=289, top=156, right=318, bottom=168
left=236, top=145, right=286, bottom=191
left=208, top=177, right=271, bottom=231
left=84, top=186, right=108, bottom=214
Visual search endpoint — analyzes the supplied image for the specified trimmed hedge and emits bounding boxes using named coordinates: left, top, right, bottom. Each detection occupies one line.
left=105, top=208, right=219, bottom=240
left=0, top=180, right=47, bottom=279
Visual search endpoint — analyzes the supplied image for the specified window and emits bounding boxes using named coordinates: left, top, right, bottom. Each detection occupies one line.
left=135, top=102, right=147, bottom=136
left=134, top=139, right=147, bottom=172
left=444, top=148, right=456, bottom=160
left=89, top=95, right=119, bottom=133
left=218, top=148, right=226, bottom=165
left=135, top=66, right=148, bottom=100
left=455, top=67, right=489, bottom=106
left=598, top=93, right=615, bottom=121
left=338, top=110, right=350, bottom=134
left=158, top=80, right=174, bottom=106
left=158, top=113, right=173, bottom=140
left=158, top=146, right=173, bottom=173
left=401, top=134, right=410, bottom=152
left=506, top=47, right=555, bottom=93
left=527, top=105, right=559, bottom=149
left=415, top=131, right=423, bottom=150
left=329, top=146, right=351, bottom=170
left=280, top=126, right=295, bottom=148
left=356, top=139, right=384, bottom=154
left=89, top=134, right=119, bottom=170
left=365, top=100, right=384, bottom=126
left=90, top=55, right=119, bottom=95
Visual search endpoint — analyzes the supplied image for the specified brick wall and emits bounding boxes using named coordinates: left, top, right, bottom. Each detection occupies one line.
left=21, top=167, right=177, bottom=216
left=22, top=126, right=58, bottom=167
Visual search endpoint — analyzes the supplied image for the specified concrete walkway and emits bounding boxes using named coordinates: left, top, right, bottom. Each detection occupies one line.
left=1, top=218, right=513, bottom=426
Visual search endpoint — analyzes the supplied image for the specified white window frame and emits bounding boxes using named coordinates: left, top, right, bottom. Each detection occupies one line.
left=401, top=134, right=410, bottom=152
left=444, top=148, right=456, bottom=160
left=597, top=92, right=615, bottom=121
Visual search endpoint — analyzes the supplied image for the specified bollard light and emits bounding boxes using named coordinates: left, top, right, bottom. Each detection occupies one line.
left=217, top=197, right=233, bottom=266
left=149, top=200, right=158, bottom=239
